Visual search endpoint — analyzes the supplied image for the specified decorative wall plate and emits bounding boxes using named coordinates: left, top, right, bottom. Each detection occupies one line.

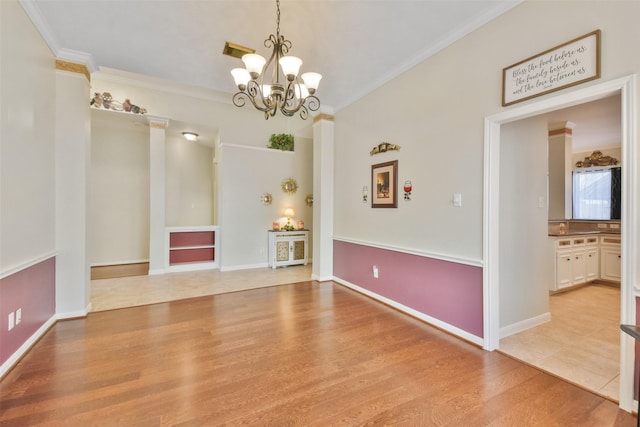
left=305, top=194, right=314, bottom=206
left=261, top=193, right=273, bottom=205
left=281, top=178, right=298, bottom=195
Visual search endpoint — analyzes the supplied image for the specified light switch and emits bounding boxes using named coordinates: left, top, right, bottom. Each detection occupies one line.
left=453, top=193, right=462, bottom=207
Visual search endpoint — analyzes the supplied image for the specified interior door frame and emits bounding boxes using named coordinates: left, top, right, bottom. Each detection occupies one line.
left=483, top=75, right=637, bottom=411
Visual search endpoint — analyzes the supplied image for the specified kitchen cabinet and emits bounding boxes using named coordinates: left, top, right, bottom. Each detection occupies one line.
left=600, top=235, right=621, bottom=282
left=268, top=230, right=308, bottom=269
left=549, top=235, right=599, bottom=291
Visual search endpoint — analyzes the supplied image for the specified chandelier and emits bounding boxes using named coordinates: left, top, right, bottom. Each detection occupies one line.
left=230, top=0, right=322, bottom=120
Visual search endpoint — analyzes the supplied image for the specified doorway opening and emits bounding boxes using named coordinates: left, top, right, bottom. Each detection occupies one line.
left=483, top=75, right=637, bottom=411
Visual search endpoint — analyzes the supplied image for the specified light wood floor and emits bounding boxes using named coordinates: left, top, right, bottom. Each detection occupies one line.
left=1, top=281, right=635, bottom=426
left=500, top=284, right=621, bottom=402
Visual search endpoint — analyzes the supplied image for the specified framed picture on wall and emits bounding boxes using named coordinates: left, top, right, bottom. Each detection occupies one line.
left=371, top=160, right=398, bottom=208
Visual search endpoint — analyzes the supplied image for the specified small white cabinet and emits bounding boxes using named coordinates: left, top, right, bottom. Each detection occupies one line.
left=600, top=235, right=621, bottom=282
left=268, top=230, right=309, bottom=269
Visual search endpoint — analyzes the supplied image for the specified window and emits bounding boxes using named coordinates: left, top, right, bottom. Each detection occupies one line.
left=572, top=167, right=621, bottom=220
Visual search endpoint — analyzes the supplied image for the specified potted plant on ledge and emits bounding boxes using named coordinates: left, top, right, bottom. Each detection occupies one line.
left=267, top=133, right=294, bottom=151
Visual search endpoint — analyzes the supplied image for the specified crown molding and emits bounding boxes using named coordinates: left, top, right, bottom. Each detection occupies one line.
left=333, top=0, right=524, bottom=112
left=18, top=0, right=60, bottom=55
left=94, top=67, right=233, bottom=105
left=19, top=1, right=98, bottom=73
left=57, top=48, right=98, bottom=73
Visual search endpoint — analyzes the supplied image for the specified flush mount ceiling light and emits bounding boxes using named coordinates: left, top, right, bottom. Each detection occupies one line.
left=230, top=0, right=322, bottom=120
left=182, top=132, right=199, bottom=142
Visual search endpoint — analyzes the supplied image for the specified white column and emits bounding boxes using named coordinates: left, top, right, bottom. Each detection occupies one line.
left=547, top=121, right=575, bottom=219
left=55, top=62, right=91, bottom=317
left=148, top=116, right=169, bottom=275
left=312, top=114, right=335, bottom=281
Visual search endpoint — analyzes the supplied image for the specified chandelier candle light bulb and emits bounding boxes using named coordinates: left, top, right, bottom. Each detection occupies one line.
left=230, top=0, right=322, bottom=120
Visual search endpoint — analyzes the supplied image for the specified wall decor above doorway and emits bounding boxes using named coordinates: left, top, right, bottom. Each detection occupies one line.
left=502, top=30, right=601, bottom=106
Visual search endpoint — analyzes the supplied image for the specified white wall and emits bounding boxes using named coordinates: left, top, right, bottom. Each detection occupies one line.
left=0, top=0, right=56, bottom=271
left=90, top=111, right=150, bottom=265
left=165, top=137, right=214, bottom=226
left=334, top=0, right=640, bottom=263
left=500, top=116, right=550, bottom=328
left=218, top=138, right=313, bottom=269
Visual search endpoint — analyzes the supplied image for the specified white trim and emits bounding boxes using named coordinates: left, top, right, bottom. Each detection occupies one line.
left=0, top=252, right=56, bottom=280
left=165, top=225, right=218, bottom=232
left=90, top=259, right=149, bottom=268
left=0, top=314, right=56, bottom=379
left=311, top=274, right=334, bottom=282
left=220, top=262, right=269, bottom=272
left=333, top=236, right=482, bottom=268
left=148, top=269, right=165, bottom=276
left=95, top=67, right=231, bottom=105
left=220, top=142, right=295, bottom=154
left=500, top=312, right=551, bottom=339
left=18, top=0, right=60, bottom=55
left=334, top=277, right=484, bottom=347
left=332, top=0, right=523, bottom=111
left=164, top=262, right=218, bottom=274
left=484, top=75, right=637, bottom=412
left=57, top=48, right=98, bottom=73
left=57, top=302, right=91, bottom=319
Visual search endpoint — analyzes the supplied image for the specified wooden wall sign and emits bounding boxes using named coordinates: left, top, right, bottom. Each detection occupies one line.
left=502, top=30, right=601, bottom=106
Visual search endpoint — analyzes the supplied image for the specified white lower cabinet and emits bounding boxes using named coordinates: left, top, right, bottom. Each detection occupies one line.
left=549, top=235, right=599, bottom=291
left=600, top=235, right=621, bottom=282
left=585, top=247, right=599, bottom=281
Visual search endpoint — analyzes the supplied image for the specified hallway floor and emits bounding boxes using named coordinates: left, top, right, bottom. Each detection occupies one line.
left=499, top=284, right=621, bottom=402
left=91, top=264, right=313, bottom=312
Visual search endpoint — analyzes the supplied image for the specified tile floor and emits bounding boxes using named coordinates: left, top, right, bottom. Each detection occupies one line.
left=499, top=284, right=621, bottom=401
left=91, top=264, right=313, bottom=312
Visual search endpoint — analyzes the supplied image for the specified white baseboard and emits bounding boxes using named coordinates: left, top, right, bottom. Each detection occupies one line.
left=499, top=312, right=551, bottom=339
left=334, top=277, right=484, bottom=347
left=311, top=274, right=334, bottom=282
left=0, top=314, right=57, bottom=379
left=220, top=262, right=269, bottom=272
left=164, top=262, right=218, bottom=274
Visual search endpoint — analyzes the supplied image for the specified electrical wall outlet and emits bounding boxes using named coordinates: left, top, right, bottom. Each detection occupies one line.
left=373, top=265, right=379, bottom=279
left=8, top=312, right=15, bottom=331
left=16, top=308, right=22, bottom=325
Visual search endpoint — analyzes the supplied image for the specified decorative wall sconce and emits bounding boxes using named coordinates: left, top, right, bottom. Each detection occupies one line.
left=404, top=180, right=412, bottom=201
left=305, top=194, right=314, bottom=207
left=281, top=178, right=298, bottom=195
left=261, top=192, right=273, bottom=205
left=362, top=186, right=369, bottom=203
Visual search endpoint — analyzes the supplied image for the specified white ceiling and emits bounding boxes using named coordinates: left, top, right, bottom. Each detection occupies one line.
left=22, top=0, right=620, bottom=149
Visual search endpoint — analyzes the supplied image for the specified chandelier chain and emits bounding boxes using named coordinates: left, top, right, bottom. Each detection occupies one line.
left=276, top=0, right=280, bottom=37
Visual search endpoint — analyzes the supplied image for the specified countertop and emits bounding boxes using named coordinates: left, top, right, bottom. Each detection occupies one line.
left=548, top=230, right=620, bottom=237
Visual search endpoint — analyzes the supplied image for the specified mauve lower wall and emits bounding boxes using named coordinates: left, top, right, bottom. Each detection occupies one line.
left=0, top=257, right=56, bottom=365
left=333, top=240, right=483, bottom=338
